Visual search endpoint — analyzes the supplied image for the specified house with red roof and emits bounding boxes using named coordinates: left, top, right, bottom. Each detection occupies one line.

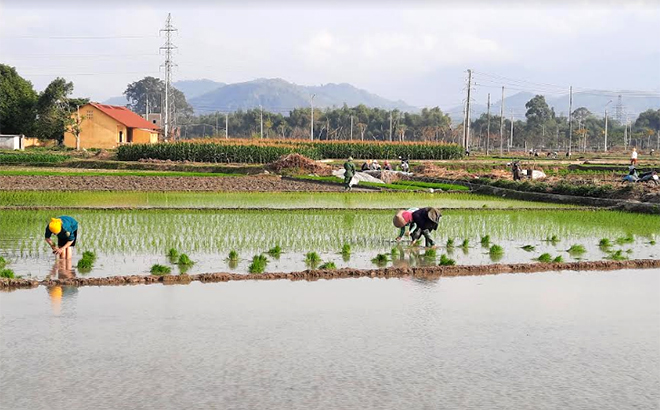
left=63, top=102, right=160, bottom=149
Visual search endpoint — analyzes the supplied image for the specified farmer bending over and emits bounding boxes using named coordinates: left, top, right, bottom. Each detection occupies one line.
left=393, top=208, right=419, bottom=242
left=393, top=207, right=441, bottom=247
left=45, top=216, right=79, bottom=259
left=343, top=156, right=356, bottom=191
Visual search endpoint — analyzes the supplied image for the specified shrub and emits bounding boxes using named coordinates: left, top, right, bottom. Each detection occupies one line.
left=319, top=261, right=337, bottom=270
left=150, top=264, right=171, bottom=275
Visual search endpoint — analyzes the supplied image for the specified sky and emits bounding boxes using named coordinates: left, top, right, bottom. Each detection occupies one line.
left=1, top=0, right=659, bottom=111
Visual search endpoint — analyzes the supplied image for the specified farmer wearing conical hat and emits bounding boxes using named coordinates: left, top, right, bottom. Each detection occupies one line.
left=393, top=207, right=441, bottom=247
left=44, top=216, right=79, bottom=259
left=343, top=157, right=356, bottom=191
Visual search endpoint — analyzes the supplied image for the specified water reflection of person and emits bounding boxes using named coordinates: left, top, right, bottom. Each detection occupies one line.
left=47, top=285, right=78, bottom=315
left=49, top=258, right=76, bottom=280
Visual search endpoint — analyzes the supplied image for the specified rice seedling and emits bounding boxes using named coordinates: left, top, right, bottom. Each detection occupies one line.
left=318, top=261, right=337, bottom=270
left=0, top=268, right=15, bottom=278
left=489, top=245, right=504, bottom=255
left=626, top=248, right=633, bottom=254
left=305, top=252, right=321, bottom=264
left=438, top=254, right=456, bottom=266
left=249, top=254, right=268, bottom=274
left=228, top=250, right=239, bottom=261
left=480, top=235, right=491, bottom=247
left=446, top=238, right=454, bottom=248
left=341, top=243, right=351, bottom=256
left=267, top=245, right=282, bottom=258
left=615, top=234, right=634, bottom=245
left=605, top=250, right=628, bottom=261
left=553, top=255, right=564, bottom=263
left=650, top=240, right=657, bottom=245
left=521, top=245, right=535, bottom=252
left=424, top=248, right=437, bottom=259
left=546, top=235, right=560, bottom=244
left=150, top=264, right=171, bottom=275
left=536, top=253, right=552, bottom=263
left=167, top=248, right=179, bottom=259
left=77, top=258, right=93, bottom=270
left=0, top=256, right=6, bottom=268
left=371, top=253, right=389, bottom=267
left=391, top=247, right=399, bottom=258
left=177, top=253, right=194, bottom=266
left=599, top=238, right=611, bottom=248
left=460, top=239, right=469, bottom=249
left=567, top=244, right=586, bottom=256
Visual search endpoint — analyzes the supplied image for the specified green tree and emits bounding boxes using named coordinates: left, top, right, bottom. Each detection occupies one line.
left=124, top=76, right=193, bottom=121
left=33, top=78, right=77, bottom=141
left=0, top=64, right=38, bottom=135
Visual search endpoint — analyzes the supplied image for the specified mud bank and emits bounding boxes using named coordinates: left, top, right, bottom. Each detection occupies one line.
left=0, top=175, right=346, bottom=192
left=2, top=259, right=659, bottom=290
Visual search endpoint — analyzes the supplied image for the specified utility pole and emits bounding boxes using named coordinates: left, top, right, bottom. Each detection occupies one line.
left=310, top=94, right=315, bottom=141
left=604, top=100, right=612, bottom=152
left=509, top=111, right=514, bottom=151
left=215, top=112, right=219, bottom=138
left=160, top=13, right=177, bottom=141
left=486, top=93, right=491, bottom=156
left=350, top=115, right=353, bottom=141
left=145, top=96, right=150, bottom=119
left=259, top=105, right=263, bottom=139
left=568, top=86, right=573, bottom=154
left=464, top=69, right=472, bottom=150
left=389, top=111, right=393, bottom=142
left=225, top=113, right=229, bottom=139
left=499, top=86, right=505, bottom=155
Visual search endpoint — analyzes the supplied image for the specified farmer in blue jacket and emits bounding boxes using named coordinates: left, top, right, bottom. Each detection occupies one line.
left=44, top=216, right=79, bottom=260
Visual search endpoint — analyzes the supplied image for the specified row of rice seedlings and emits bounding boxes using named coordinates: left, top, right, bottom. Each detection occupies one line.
left=536, top=253, right=563, bottom=263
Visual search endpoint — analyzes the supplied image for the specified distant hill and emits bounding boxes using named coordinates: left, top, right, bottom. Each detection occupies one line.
left=173, top=79, right=225, bottom=100
left=188, top=78, right=416, bottom=114
left=103, top=95, right=129, bottom=106
left=448, top=91, right=660, bottom=123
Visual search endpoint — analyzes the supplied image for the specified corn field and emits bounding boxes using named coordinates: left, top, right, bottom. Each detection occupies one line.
left=117, top=139, right=464, bottom=163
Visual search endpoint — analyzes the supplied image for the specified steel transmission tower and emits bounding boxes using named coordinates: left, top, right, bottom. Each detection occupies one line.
left=614, top=95, right=625, bottom=124
left=160, top=13, right=177, bottom=140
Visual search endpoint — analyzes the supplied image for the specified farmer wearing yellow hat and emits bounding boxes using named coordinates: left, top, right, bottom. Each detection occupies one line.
left=44, top=216, right=79, bottom=259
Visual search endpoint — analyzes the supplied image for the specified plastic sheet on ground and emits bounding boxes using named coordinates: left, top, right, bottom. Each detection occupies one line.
left=332, top=169, right=384, bottom=186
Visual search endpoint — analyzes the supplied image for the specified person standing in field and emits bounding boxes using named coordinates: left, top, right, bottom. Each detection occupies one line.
left=631, top=148, right=638, bottom=165
left=343, top=157, right=356, bottom=191
left=45, top=216, right=79, bottom=259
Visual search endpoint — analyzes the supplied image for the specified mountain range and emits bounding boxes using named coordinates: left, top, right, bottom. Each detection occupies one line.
left=103, top=78, right=659, bottom=122
left=103, top=78, right=416, bottom=114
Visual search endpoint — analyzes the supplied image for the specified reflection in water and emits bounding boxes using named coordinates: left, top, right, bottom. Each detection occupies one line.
left=46, top=260, right=78, bottom=315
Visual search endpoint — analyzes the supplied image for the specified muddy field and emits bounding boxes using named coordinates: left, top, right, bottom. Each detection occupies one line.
left=0, top=174, right=350, bottom=192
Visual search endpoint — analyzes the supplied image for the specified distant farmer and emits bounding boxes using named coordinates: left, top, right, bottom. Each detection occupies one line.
left=343, top=157, right=356, bottom=191
left=631, top=148, right=638, bottom=165
left=393, top=207, right=419, bottom=242
left=512, top=161, right=522, bottom=181
left=45, top=216, right=79, bottom=259
left=393, top=207, right=441, bottom=247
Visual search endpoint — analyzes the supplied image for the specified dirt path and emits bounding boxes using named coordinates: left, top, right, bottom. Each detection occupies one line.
left=0, top=174, right=364, bottom=192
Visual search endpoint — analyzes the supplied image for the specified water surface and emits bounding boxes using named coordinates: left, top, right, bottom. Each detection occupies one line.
left=1, top=269, right=658, bottom=409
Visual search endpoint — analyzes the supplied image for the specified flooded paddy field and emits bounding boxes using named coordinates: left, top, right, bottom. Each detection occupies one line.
left=0, top=190, right=575, bottom=209
left=1, top=269, right=658, bottom=410
left=0, top=208, right=657, bottom=278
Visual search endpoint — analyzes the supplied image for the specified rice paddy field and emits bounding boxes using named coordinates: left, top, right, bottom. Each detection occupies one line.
left=1, top=207, right=657, bottom=278
left=0, top=191, right=576, bottom=209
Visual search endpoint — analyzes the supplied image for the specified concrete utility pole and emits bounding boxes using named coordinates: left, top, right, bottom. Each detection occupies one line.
left=509, top=111, right=514, bottom=151
left=389, top=111, right=393, bottom=141
left=499, top=86, right=505, bottom=155
left=145, top=96, right=149, bottom=118
left=350, top=116, right=353, bottom=141
left=215, top=112, right=219, bottom=138
left=604, top=100, right=613, bottom=152
left=225, top=113, right=229, bottom=139
left=464, top=69, right=472, bottom=150
left=259, top=105, right=263, bottom=139
left=160, top=13, right=177, bottom=141
left=486, top=93, right=491, bottom=156
left=310, top=94, right=316, bottom=141
left=568, top=86, right=573, bottom=154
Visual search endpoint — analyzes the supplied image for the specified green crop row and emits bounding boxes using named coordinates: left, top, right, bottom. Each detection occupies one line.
left=0, top=151, right=70, bottom=164
left=117, top=141, right=464, bottom=163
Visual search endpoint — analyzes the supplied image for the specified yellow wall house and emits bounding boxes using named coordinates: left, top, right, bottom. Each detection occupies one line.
left=64, top=103, right=160, bottom=149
